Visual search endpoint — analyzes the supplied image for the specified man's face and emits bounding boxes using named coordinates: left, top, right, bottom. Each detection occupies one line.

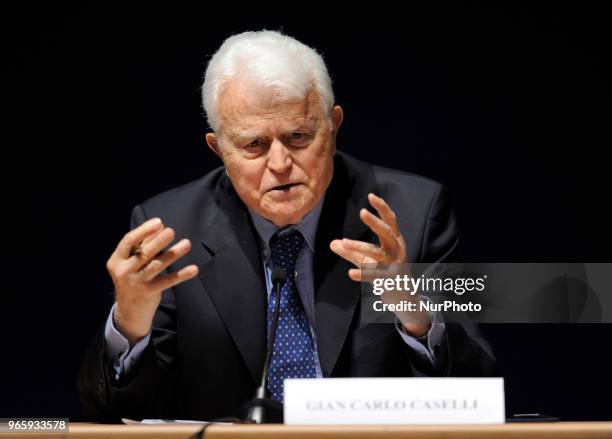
left=206, top=82, right=343, bottom=226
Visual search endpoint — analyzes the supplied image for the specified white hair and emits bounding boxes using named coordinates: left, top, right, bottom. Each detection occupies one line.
left=202, top=30, right=334, bottom=132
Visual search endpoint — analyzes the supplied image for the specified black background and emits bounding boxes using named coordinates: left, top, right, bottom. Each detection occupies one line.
left=5, top=3, right=611, bottom=420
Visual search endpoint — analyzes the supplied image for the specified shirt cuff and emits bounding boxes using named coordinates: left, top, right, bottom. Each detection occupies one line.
left=104, top=303, right=151, bottom=380
left=394, top=311, right=445, bottom=367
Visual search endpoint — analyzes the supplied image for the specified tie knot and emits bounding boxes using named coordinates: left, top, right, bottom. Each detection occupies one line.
left=269, top=229, right=305, bottom=270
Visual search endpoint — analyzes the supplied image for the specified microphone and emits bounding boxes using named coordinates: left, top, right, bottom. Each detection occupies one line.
left=245, top=267, right=286, bottom=423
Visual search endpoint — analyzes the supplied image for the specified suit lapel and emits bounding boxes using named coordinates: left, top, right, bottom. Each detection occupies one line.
left=196, top=174, right=268, bottom=385
left=314, top=154, right=375, bottom=376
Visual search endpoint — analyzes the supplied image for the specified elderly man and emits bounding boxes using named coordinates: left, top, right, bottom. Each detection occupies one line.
left=79, top=30, right=495, bottom=421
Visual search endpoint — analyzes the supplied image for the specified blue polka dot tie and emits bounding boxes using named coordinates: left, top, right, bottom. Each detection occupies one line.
left=267, top=229, right=316, bottom=402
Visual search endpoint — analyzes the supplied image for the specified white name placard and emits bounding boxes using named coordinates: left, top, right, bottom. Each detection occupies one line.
left=284, top=378, right=505, bottom=425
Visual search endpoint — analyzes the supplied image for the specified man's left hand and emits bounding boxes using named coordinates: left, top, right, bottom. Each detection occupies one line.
left=330, top=193, right=431, bottom=338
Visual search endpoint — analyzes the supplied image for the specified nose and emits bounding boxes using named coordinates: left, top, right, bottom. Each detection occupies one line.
left=267, top=139, right=292, bottom=174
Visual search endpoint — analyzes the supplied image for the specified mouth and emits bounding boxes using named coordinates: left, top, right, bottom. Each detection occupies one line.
left=270, top=182, right=301, bottom=192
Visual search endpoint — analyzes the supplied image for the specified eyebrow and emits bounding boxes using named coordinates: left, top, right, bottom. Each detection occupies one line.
left=231, top=122, right=317, bottom=140
left=232, top=130, right=261, bottom=141
left=283, top=122, right=317, bottom=132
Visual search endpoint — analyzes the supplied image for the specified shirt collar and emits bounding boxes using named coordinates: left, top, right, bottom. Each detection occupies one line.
left=248, top=196, right=324, bottom=254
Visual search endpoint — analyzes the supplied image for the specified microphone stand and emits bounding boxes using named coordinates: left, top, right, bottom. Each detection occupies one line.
left=245, top=267, right=286, bottom=423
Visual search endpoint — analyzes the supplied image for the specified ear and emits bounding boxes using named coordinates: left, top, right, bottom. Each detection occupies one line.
left=331, top=105, right=344, bottom=136
left=205, top=132, right=222, bottom=158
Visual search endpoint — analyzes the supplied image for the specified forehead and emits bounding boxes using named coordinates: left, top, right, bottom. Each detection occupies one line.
left=216, top=81, right=325, bottom=136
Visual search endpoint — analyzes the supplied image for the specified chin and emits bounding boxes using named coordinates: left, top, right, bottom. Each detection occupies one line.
left=264, top=206, right=307, bottom=226
left=260, top=197, right=312, bottom=226
left=267, top=212, right=302, bottom=227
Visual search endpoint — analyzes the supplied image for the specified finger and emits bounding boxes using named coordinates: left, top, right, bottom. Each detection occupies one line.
left=348, top=268, right=400, bottom=284
left=116, top=218, right=163, bottom=259
left=139, top=239, right=192, bottom=282
left=348, top=268, right=362, bottom=282
left=124, top=225, right=167, bottom=263
left=340, top=238, right=387, bottom=261
left=150, top=264, right=199, bottom=291
left=142, top=226, right=166, bottom=245
left=128, top=227, right=176, bottom=271
left=330, top=239, right=379, bottom=268
left=368, top=193, right=400, bottom=236
left=359, top=208, right=397, bottom=252
left=348, top=265, right=396, bottom=284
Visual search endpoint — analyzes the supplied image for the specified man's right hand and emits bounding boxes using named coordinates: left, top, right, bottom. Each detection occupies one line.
left=106, top=217, right=199, bottom=346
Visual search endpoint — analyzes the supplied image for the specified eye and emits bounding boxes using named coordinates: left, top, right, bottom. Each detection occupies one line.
left=288, top=132, right=312, bottom=147
left=240, top=138, right=266, bottom=157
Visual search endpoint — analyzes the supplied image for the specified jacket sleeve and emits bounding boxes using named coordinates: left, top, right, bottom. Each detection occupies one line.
left=420, top=184, right=460, bottom=264
left=416, top=184, right=497, bottom=377
left=77, top=205, right=179, bottom=421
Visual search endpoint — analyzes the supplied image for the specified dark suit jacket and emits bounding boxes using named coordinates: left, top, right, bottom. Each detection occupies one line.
left=78, top=152, right=496, bottom=421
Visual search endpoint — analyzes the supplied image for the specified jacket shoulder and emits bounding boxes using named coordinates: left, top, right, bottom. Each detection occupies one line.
left=129, top=166, right=225, bottom=230
left=372, top=163, right=443, bottom=204
left=338, top=151, right=444, bottom=207
left=138, top=166, right=223, bottom=211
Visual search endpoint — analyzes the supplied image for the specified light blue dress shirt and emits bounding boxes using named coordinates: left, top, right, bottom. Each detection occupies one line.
left=104, top=199, right=445, bottom=380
